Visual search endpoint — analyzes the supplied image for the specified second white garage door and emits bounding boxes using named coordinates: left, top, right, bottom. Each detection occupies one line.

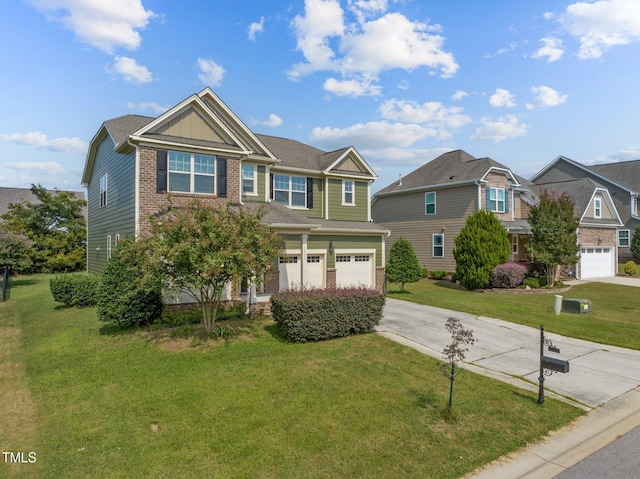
left=335, top=253, right=374, bottom=288
left=579, top=247, right=615, bottom=279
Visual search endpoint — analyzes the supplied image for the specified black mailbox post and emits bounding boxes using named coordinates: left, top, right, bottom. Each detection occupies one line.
left=538, top=325, right=570, bottom=404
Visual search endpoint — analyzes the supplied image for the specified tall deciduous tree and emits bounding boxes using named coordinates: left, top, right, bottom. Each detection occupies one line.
left=0, top=231, right=35, bottom=273
left=453, top=209, right=509, bottom=290
left=146, top=201, right=281, bottom=332
left=0, top=184, right=86, bottom=272
left=386, top=236, right=422, bottom=291
left=527, top=190, right=580, bottom=286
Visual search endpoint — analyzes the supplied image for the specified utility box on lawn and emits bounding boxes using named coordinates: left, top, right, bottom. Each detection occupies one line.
left=562, top=298, right=591, bottom=314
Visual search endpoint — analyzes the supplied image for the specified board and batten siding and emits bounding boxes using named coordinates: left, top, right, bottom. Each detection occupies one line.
left=327, top=178, right=369, bottom=221
left=87, top=135, right=136, bottom=274
left=372, top=184, right=478, bottom=273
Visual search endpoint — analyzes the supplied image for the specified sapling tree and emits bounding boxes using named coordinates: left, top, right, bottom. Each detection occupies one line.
left=441, top=317, right=475, bottom=415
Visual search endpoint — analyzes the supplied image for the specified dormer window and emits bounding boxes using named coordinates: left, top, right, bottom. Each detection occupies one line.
left=343, top=180, right=354, bottom=205
left=594, top=197, right=602, bottom=218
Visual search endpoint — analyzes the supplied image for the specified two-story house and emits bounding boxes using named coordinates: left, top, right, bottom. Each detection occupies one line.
left=371, top=150, right=536, bottom=273
left=81, top=88, right=388, bottom=294
left=532, top=156, right=640, bottom=263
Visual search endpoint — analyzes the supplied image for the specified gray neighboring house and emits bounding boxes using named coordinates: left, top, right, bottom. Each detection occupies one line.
left=531, top=156, right=640, bottom=262
left=0, top=186, right=86, bottom=219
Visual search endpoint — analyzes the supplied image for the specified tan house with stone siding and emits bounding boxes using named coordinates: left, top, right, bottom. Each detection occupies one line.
left=82, top=88, right=388, bottom=299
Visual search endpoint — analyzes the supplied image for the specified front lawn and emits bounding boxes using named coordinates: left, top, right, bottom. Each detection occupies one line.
left=388, top=280, right=640, bottom=350
left=0, top=275, right=583, bottom=478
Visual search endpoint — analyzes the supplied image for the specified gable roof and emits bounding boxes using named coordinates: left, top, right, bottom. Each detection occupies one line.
left=374, top=149, right=523, bottom=197
left=0, top=187, right=86, bottom=219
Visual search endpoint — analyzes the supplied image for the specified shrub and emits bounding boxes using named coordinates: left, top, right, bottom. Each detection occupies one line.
left=422, top=267, right=430, bottom=278
left=50, top=274, right=100, bottom=307
left=431, top=270, right=447, bottom=280
left=523, top=276, right=548, bottom=289
left=386, top=237, right=422, bottom=291
left=490, top=263, right=528, bottom=288
left=96, top=238, right=163, bottom=328
left=624, top=260, right=638, bottom=276
left=271, top=287, right=385, bottom=343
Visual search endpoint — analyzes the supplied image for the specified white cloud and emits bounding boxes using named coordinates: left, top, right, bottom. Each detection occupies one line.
left=1, top=132, right=86, bottom=153
left=323, top=77, right=382, bottom=96
left=543, top=12, right=555, bottom=20
left=110, top=56, right=152, bottom=84
left=29, top=0, right=155, bottom=54
left=310, top=121, right=440, bottom=151
left=452, top=90, right=468, bottom=101
left=471, top=115, right=529, bottom=142
left=532, top=37, right=564, bottom=62
left=4, top=161, right=66, bottom=176
left=601, top=146, right=640, bottom=162
left=560, top=0, right=640, bottom=59
left=288, top=1, right=458, bottom=96
left=489, top=89, right=516, bottom=108
left=248, top=16, right=264, bottom=41
left=197, top=58, right=226, bottom=86
left=126, top=101, right=168, bottom=114
left=260, top=114, right=283, bottom=128
left=379, top=99, right=472, bottom=129
left=530, top=86, right=568, bottom=107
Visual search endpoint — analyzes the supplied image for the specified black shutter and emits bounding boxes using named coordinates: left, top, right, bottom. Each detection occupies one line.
left=217, top=158, right=227, bottom=198
left=270, top=173, right=274, bottom=200
left=306, top=177, right=314, bottom=209
left=156, top=150, right=167, bottom=194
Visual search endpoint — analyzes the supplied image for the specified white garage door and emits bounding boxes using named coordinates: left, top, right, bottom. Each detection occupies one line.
left=278, top=254, right=325, bottom=290
left=580, top=247, right=615, bottom=279
left=335, top=254, right=374, bottom=288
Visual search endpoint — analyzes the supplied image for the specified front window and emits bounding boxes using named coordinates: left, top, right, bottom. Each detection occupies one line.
left=274, top=174, right=306, bottom=207
left=594, top=198, right=602, bottom=218
left=433, top=234, right=444, bottom=257
left=512, top=235, right=518, bottom=254
left=100, top=174, right=108, bottom=208
left=487, top=187, right=506, bottom=213
left=425, top=191, right=436, bottom=215
left=169, top=152, right=215, bottom=194
left=343, top=180, right=354, bottom=205
left=618, top=229, right=630, bottom=247
left=242, top=164, right=256, bottom=195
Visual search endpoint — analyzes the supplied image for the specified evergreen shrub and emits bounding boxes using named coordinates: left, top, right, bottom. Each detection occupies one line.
left=431, top=270, right=447, bottom=280
left=624, top=260, right=638, bottom=276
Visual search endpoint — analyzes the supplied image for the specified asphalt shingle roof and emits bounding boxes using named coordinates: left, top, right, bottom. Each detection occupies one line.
left=587, top=159, right=640, bottom=193
left=103, top=115, right=154, bottom=146
left=532, top=178, right=609, bottom=219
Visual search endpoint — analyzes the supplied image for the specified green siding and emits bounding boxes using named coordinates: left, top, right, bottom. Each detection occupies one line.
left=86, top=135, right=136, bottom=274
left=287, top=177, right=324, bottom=219
left=242, top=164, right=266, bottom=203
left=327, top=179, right=369, bottom=221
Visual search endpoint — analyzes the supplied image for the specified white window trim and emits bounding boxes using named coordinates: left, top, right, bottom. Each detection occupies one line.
left=100, top=173, right=108, bottom=208
left=106, top=235, right=112, bottom=260
left=632, top=196, right=639, bottom=217
left=342, top=180, right=355, bottom=206
left=594, top=197, right=602, bottom=219
left=512, top=235, right=518, bottom=255
left=425, top=191, right=436, bottom=215
left=274, top=174, right=307, bottom=209
left=618, top=229, right=630, bottom=247
left=168, top=152, right=216, bottom=195
left=432, top=234, right=444, bottom=258
left=242, top=164, right=258, bottom=196
left=488, top=187, right=506, bottom=213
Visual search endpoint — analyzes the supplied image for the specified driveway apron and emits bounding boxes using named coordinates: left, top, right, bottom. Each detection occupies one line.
left=377, top=298, right=640, bottom=408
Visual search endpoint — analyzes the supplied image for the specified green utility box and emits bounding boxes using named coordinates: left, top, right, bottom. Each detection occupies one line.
left=562, top=298, right=591, bottom=314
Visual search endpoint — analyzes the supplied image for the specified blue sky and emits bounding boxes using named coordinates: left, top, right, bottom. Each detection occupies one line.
left=2, top=0, right=640, bottom=194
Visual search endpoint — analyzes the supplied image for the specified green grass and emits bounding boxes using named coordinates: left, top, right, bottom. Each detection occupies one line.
left=1, top=275, right=583, bottom=478
left=389, top=279, right=640, bottom=350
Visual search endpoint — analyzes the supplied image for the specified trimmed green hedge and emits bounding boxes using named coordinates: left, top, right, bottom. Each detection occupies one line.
left=50, top=274, right=100, bottom=307
left=271, top=287, right=385, bottom=343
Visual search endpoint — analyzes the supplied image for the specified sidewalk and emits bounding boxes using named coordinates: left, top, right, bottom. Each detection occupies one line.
left=376, top=298, right=640, bottom=479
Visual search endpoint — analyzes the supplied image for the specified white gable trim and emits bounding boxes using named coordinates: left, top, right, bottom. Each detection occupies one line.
left=481, top=167, right=520, bottom=186
left=324, top=147, right=378, bottom=179
left=580, top=187, right=624, bottom=226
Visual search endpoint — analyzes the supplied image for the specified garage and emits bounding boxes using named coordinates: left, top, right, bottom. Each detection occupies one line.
left=278, top=253, right=325, bottom=290
left=579, top=247, right=615, bottom=279
left=335, top=253, right=374, bottom=287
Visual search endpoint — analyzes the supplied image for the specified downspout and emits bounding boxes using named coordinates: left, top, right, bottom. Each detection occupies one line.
left=324, top=176, right=329, bottom=220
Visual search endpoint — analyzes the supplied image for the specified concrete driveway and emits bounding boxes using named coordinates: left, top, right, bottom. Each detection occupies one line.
left=376, top=298, right=640, bottom=408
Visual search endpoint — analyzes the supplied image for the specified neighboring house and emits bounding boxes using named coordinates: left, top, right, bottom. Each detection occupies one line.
left=531, top=156, right=640, bottom=263
left=371, top=150, right=536, bottom=273
left=532, top=178, right=623, bottom=279
left=81, top=88, right=388, bottom=295
left=0, top=187, right=86, bottom=219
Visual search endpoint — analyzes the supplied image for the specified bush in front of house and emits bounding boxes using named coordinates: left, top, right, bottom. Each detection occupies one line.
left=624, top=260, right=638, bottom=276
left=96, top=237, right=163, bottom=328
left=431, top=270, right=447, bottom=280
left=490, top=263, right=528, bottom=288
left=523, top=276, right=548, bottom=289
left=421, top=267, right=430, bottom=278
left=50, top=274, right=100, bottom=307
left=271, top=287, right=385, bottom=343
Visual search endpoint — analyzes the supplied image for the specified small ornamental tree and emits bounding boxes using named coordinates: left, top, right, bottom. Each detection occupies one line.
left=630, top=226, right=640, bottom=262
left=528, top=191, right=580, bottom=286
left=0, top=230, right=35, bottom=273
left=146, top=201, right=281, bottom=332
left=441, top=317, right=475, bottom=415
left=453, top=210, right=509, bottom=290
left=386, top=236, right=422, bottom=291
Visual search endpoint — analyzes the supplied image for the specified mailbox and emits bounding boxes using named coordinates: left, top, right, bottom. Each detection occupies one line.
left=542, top=355, right=570, bottom=373
left=562, top=298, right=591, bottom=314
